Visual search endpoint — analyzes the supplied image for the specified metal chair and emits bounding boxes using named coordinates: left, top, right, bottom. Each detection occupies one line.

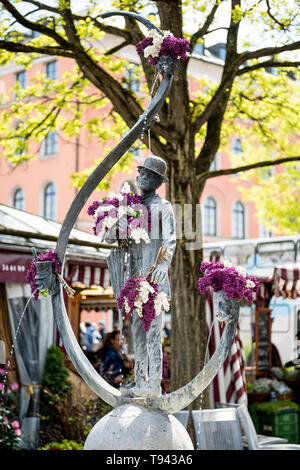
left=173, top=410, right=189, bottom=429
left=237, top=404, right=300, bottom=450
left=216, top=402, right=288, bottom=446
left=192, top=408, right=244, bottom=450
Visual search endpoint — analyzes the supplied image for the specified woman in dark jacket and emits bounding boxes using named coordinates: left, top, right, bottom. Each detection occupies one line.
left=99, top=329, right=132, bottom=387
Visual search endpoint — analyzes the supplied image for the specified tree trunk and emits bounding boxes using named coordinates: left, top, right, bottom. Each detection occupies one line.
left=167, top=154, right=210, bottom=412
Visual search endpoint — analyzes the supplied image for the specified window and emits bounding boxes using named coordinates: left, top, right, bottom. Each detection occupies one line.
left=31, top=30, right=41, bottom=38
left=232, top=138, right=243, bottom=155
left=194, top=42, right=204, bottom=55
left=209, top=158, right=216, bottom=172
left=265, top=66, right=278, bottom=76
left=13, top=188, right=25, bottom=210
left=209, top=152, right=221, bottom=172
left=259, top=223, right=272, bottom=238
left=14, top=121, right=26, bottom=156
left=218, top=45, right=226, bottom=61
left=44, top=183, right=56, bottom=220
left=232, top=201, right=245, bottom=239
left=123, top=64, right=140, bottom=92
left=46, top=61, right=57, bottom=80
left=15, top=70, right=26, bottom=89
left=44, top=131, right=58, bottom=155
left=204, top=197, right=217, bottom=236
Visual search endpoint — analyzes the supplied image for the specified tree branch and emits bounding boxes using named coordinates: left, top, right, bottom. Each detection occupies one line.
left=60, top=0, right=81, bottom=48
left=191, top=36, right=300, bottom=135
left=73, top=13, right=132, bottom=42
left=197, top=156, right=300, bottom=182
left=0, top=0, right=71, bottom=49
left=0, top=40, right=74, bottom=57
left=20, top=0, right=59, bottom=14
left=236, top=60, right=300, bottom=76
left=0, top=3, right=162, bottom=152
left=194, top=0, right=242, bottom=176
left=265, top=0, right=295, bottom=31
left=240, top=40, right=300, bottom=64
left=189, top=1, right=221, bottom=52
left=104, top=40, right=131, bottom=56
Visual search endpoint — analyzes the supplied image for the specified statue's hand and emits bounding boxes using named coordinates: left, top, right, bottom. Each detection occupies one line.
left=35, top=263, right=60, bottom=295
left=151, top=265, right=167, bottom=285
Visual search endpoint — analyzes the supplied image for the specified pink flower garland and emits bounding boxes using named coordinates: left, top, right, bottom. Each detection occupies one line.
left=87, top=188, right=151, bottom=241
left=117, top=277, right=159, bottom=332
left=136, top=32, right=190, bottom=66
left=198, top=261, right=260, bottom=304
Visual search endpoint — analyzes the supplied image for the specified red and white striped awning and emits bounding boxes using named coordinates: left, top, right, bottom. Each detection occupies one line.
left=64, top=261, right=110, bottom=289
left=274, top=263, right=300, bottom=299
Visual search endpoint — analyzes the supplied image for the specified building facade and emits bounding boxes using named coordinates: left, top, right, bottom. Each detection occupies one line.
left=0, top=33, right=274, bottom=243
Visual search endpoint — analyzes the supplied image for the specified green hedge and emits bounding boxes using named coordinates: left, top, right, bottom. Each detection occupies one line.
left=38, top=439, right=83, bottom=450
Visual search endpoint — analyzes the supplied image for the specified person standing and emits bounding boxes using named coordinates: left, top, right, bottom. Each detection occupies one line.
left=99, top=330, right=132, bottom=388
left=85, top=322, right=102, bottom=352
left=97, top=320, right=107, bottom=341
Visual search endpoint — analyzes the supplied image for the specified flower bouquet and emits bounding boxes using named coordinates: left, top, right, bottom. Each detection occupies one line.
left=117, top=246, right=170, bottom=331
left=136, top=29, right=190, bottom=66
left=26, top=249, right=75, bottom=300
left=198, top=260, right=260, bottom=304
left=87, top=182, right=151, bottom=245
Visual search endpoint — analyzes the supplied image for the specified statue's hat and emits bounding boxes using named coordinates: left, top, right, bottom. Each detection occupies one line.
left=137, top=155, right=168, bottom=182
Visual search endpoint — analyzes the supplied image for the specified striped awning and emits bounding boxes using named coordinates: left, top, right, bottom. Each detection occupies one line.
left=64, top=261, right=110, bottom=289
left=274, top=263, right=300, bottom=299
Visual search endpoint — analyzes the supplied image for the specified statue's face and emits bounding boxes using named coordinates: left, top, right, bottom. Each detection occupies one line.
left=137, top=167, right=162, bottom=191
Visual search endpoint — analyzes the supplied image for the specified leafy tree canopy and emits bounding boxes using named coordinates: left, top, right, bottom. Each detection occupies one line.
left=0, top=1, right=299, bottom=206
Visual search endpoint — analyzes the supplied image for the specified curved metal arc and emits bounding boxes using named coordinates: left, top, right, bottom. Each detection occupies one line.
left=99, top=10, right=163, bottom=35
left=51, top=10, right=237, bottom=415
left=52, top=291, right=120, bottom=407
left=146, top=316, right=239, bottom=414
left=55, top=71, right=173, bottom=264
left=52, top=14, right=176, bottom=406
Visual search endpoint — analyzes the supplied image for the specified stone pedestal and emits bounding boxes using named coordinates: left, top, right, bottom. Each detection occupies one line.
left=83, top=403, right=194, bottom=450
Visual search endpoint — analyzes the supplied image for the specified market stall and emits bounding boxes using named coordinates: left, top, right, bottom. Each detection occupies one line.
left=246, top=263, right=300, bottom=443
left=0, top=203, right=111, bottom=448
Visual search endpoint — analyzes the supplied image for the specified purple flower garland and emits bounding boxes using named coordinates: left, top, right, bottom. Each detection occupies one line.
left=87, top=191, right=151, bottom=239
left=25, top=250, right=61, bottom=300
left=136, top=34, right=190, bottom=66
left=117, top=277, right=159, bottom=332
left=198, top=261, right=260, bottom=304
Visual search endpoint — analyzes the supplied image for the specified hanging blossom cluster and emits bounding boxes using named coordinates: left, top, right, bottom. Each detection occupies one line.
left=25, top=250, right=61, bottom=300
left=87, top=182, right=151, bottom=244
left=198, top=260, right=260, bottom=304
left=117, top=277, right=170, bottom=332
left=136, top=29, right=190, bottom=66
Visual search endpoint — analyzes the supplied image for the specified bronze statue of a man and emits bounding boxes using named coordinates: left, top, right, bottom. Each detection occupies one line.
left=104, top=155, right=176, bottom=397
